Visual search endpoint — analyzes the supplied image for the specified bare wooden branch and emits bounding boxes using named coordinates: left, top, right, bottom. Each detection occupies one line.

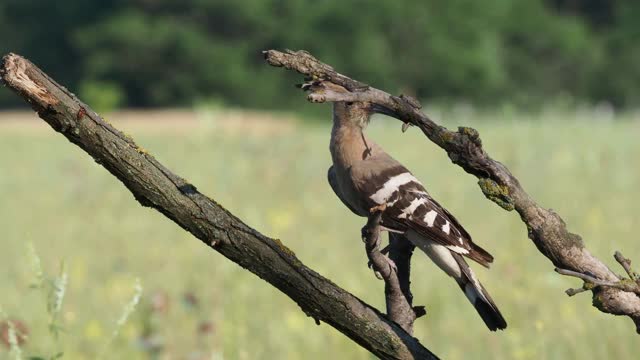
left=556, top=257, right=640, bottom=296
left=0, top=53, right=440, bottom=360
left=565, top=287, right=589, bottom=297
left=615, top=251, right=640, bottom=281
left=555, top=268, right=617, bottom=286
left=263, top=49, right=640, bottom=334
left=388, top=234, right=427, bottom=324
left=361, top=210, right=424, bottom=334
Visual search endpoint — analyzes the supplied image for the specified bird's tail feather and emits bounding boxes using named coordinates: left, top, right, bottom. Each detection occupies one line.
left=452, top=253, right=507, bottom=331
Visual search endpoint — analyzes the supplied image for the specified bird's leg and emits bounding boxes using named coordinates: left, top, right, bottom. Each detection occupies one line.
left=361, top=203, right=387, bottom=245
left=369, top=203, right=387, bottom=213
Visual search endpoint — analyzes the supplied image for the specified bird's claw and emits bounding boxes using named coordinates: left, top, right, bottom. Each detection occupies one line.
left=369, top=254, right=397, bottom=279
left=369, top=203, right=387, bottom=213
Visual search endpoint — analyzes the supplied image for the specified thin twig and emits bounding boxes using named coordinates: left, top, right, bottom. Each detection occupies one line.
left=556, top=267, right=640, bottom=296
left=565, top=287, right=589, bottom=297
left=615, top=251, right=640, bottom=281
left=555, top=268, right=618, bottom=287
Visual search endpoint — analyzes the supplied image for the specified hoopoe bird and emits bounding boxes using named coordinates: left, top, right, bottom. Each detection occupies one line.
left=312, top=81, right=507, bottom=331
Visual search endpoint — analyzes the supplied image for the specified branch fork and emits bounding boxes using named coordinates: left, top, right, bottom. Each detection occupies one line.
left=362, top=209, right=425, bottom=334
left=557, top=251, right=640, bottom=297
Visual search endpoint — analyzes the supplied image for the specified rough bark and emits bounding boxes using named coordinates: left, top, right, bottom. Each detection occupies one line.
left=387, top=233, right=426, bottom=334
left=0, top=54, right=440, bottom=359
left=263, top=49, right=640, bottom=333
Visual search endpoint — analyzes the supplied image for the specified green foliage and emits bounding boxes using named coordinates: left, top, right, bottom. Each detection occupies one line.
left=78, top=80, right=124, bottom=113
left=98, top=279, right=143, bottom=359
left=25, top=243, right=67, bottom=340
left=3, top=244, right=142, bottom=359
left=0, top=0, right=638, bottom=109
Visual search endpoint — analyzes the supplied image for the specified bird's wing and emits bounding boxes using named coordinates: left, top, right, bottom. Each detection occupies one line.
left=362, top=165, right=494, bottom=267
left=327, top=166, right=361, bottom=216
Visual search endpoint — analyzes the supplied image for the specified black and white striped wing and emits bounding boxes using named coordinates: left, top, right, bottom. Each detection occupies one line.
left=365, top=167, right=494, bottom=267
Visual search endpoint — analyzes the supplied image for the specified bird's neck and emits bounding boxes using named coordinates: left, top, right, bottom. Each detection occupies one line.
left=330, top=107, right=375, bottom=168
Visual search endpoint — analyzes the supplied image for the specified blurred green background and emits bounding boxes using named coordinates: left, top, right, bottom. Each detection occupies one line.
left=1, top=0, right=639, bottom=359
left=1, top=0, right=640, bottom=111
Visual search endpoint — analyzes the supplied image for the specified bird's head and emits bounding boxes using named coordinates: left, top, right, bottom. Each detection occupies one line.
left=301, top=81, right=373, bottom=128
left=334, top=101, right=373, bottom=129
left=301, top=80, right=400, bottom=128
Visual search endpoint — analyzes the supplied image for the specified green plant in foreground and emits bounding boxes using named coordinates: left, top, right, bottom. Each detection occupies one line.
left=98, top=279, right=143, bottom=359
left=25, top=243, right=66, bottom=359
left=8, top=244, right=144, bottom=359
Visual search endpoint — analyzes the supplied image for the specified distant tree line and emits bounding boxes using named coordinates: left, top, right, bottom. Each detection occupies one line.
left=1, top=0, right=638, bottom=111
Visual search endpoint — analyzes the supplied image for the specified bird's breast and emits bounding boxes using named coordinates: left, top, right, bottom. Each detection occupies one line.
left=332, top=164, right=370, bottom=217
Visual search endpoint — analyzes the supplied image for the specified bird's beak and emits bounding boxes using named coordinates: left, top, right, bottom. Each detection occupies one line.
left=369, top=103, right=402, bottom=120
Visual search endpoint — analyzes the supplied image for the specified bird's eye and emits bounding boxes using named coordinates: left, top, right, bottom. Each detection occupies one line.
left=346, top=102, right=354, bottom=106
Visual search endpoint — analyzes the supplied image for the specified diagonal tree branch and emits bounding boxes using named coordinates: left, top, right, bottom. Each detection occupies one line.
left=0, top=53, right=439, bottom=360
left=263, top=49, right=640, bottom=334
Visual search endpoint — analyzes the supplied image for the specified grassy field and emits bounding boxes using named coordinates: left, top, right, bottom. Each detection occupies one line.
left=0, top=107, right=638, bottom=359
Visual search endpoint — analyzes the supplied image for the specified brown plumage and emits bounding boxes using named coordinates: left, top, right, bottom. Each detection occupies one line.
left=322, top=82, right=506, bottom=331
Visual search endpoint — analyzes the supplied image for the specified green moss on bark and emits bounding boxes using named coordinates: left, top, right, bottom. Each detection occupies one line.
left=478, top=178, right=515, bottom=211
